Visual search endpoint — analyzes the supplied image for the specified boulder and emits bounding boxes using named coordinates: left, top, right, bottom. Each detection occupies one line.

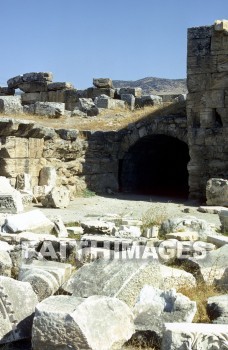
left=3, top=209, right=54, bottom=234
left=206, top=178, right=228, bottom=207
left=62, top=259, right=196, bottom=307
left=34, top=101, right=65, bottom=117
left=160, top=216, right=216, bottom=240
left=41, top=186, right=70, bottom=208
left=0, top=276, right=38, bottom=344
left=161, top=323, right=228, bottom=350
left=133, top=285, right=196, bottom=338
left=7, top=72, right=53, bottom=89
left=136, top=94, right=162, bottom=107
left=0, top=96, right=23, bottom=114
left=93, top=78, right=113, bottom=89
left=78, top=98, right=99, bottom=116
left=18, top=81, right=49, bottom=93
left=207, top=294, right=228, bottom=324
left=47, top=82, right=74, bottom=90
left=32, top=295, right=135, bottom=350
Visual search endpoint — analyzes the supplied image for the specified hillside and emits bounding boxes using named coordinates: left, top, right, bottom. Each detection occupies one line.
left=113, top=77, right=187, bottom=95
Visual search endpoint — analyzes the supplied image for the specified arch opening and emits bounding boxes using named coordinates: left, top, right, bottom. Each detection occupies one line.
left=119, top=135, right=190, bottom=199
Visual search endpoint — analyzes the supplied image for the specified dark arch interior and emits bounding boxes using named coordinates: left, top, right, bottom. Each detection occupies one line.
left=119, top=135, right=190, bottom=199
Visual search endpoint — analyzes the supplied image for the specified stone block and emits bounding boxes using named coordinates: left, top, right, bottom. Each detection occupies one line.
left=2, top=158, right=46, bottom=178
left=21, top=92, right=41, bottom=105
left=18, top=81, right=49, bottom=93
left=19, top=261, right=73, bottom=301
left=214, top=19, right=228, bottom=32
left=219, top=210, right=228, bottom=233
left=34, top=101, right=65, bottom=117
left=207, top=294, right=228, bottom=323
left=119, top=87, right=142, bottom=97
left=187, top=37, right=211, bottom=56
left=87, top=87, right=115, bottom=99
left=161, top=323, right=228, bottom=350
left=47, top=82, right=74, bottom=90
left=0, top=87, right=15, bottom=96
left=62, top=259, right=196, bottom=307
left=93, top=78, right=113, bottom=88
left=204, top=90, right=225, bottom=108
left=16, top=173, right=32, bottom=192
left=165, top=231, right=199, bottom=241
left=32, top=295, right=135, bottom=350
left=0, top=96, right=23, bottom=114
left=63, top=89, right=80, bottom=110
left=121, top=94, right=135, bottom=111
left=22, top=72, right=53, bottom=83
left=78, top=98, right=99, bottom=116
left=206, top=178, right=228, bottom=206
left=217, top=54, right=228, bottom=72
left=187, top=73, right=209, bottom=93
left=207, top=234, right=228, bottom=247
left=33, top=185, right=52, bottom=200
left=0, top=192, right=24, bottom=213
left=39, top=166, right=57, bottom=188
left=210, top=72, right=228, bottom=89
left=0, top=276, right=38, bottom=345
left=188, top=26, right=213, bottom=40
left=41, top=186, right=70, bottom=208
left=133, top=286, right=196, bottom=338
left=4, top=209, right=54, bottom=234
left=48, top=89, right=65, bottom=103
left=80, top=219, right=116, bottom=234
left=136, top=94, right=162, bottom=107
left=7, top=75, right=23, bottom=89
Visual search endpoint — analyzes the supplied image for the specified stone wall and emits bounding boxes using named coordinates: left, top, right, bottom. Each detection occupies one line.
left=187, top=20, right=228, bottom=198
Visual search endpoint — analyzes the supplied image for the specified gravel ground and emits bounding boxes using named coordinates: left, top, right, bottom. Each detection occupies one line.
left=34, top=193, right=221, bottom=229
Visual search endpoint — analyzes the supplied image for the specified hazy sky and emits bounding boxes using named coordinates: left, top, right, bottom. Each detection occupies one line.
left=1, top=0, right=228, bottom=88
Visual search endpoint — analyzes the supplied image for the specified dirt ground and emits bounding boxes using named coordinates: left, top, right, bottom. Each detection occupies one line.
left=34, top=193, right=221, bottom=228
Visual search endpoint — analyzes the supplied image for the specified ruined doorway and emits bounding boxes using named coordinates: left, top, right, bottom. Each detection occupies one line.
left=119, top=135, right=190, bottom=198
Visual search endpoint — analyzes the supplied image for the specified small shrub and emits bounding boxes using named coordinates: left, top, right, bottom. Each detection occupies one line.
left=82, top=189, right=96, bottom=198
left=141, top=205, right=168, bottom=230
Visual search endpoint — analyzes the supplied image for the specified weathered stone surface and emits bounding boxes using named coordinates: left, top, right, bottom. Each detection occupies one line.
left=33, top=185, right=52, bottom=201
left=187, top=245, right=228, bottom=285
left=0, top=251, right=12, bottom=276
left=4, top=209, right=54, bottom=233
left=47, top=82, right=74, bottom=90
left=0, top=96, right=23, bottom=114
left=78, top=98, right=99, bottom=116
left=53, top=216, right=68, bottom=237
left=0, top=192, right=24, bottom=213
left=62, top=259, right=196, bottom=307
left=136, top=94, right=162, bottom=107
left=41, top=186, right=70, bottom=208
left=18, top=82, right=49, bottom=93
left=39, top=166, right=56, bottom=188
left=93, top=78, right=113, bottom=88
left=206, top=178, right=228, bottom=206
left=19, top=260, right=73, bottom=301
left=165, top=231, right=199, bottom=241
left=0, top=276, right=38, bottom=344
left=161, top=323, right=228, bottom=350
left=81, top=219, right=116, bottom=234
left=21, top=92, right=42, bottom=105
left=34, top=101, right=65, bottom=117
left=133, top=285, right=196, bottom=337
left=119, top=87, right=142, bottom=97
left=32, top=295, right=135, bottom=350
left=160, top=216, right=216, bottom=240
left=207, top=294, right=228, bottom=324
left=16, top=173, right=32, bottom=192
left=214, top=19, right=228, bottom=32
left=0, top=87, right=15, bottom=96
left=198, top=205, right=227, bottom=214
left=121, top=94, right=135, bottom=111
left=207, top=234, right=228, bottom=247
left=219, top=210, right=228, bottom=233
left=95, top=94, right=126, bottom=109
left=87, top=87, right=115, bottom=99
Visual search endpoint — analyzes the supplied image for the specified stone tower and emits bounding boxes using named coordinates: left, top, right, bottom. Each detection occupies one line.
left=187, top=20, right=228, bottom=198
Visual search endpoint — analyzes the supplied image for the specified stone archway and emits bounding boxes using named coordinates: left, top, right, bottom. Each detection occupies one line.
left=119, top=134, right=190, bottom=199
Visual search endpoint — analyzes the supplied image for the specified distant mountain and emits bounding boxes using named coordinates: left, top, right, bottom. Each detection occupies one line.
left=113, top=77, right=187, bottom=95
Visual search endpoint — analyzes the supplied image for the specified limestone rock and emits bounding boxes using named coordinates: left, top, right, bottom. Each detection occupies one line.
left=119, top=87, right=142, bottom=97
left=87, top=87, right=115, bottom=99
left=206, top=178, right=228, bottom=207
left=32, top=295, right=135, bottom=350
left=165, top=231, right=199, bottom=241
left=39, top=166, right=57, bottom=188
left=207, top=234, right=228, bottom=247
left=18, top=81, right=49, bottom=93
left=34, top=101, right=65, bottom=117
left=0, top=96, right=23, bottom=114
left=161, top=323, right=228, bottom=350
left=207, top=294, right=228, bottom=324
left=136, top=94, right=162, bottom=107
left=214, top=19, right=228, bottom=32
left=187, top=245, right=228, bottom=285
left=133, top=285, right=196, bottom=337
left=78, top=98, right=99, bottom=116
left=0, top=251, right=12, bottom=276
left=219, top=209, right=228, bottom=233
left=0, top=276, right=38, bottom=344
left=16, top=173, right=32, bottom=192
left=121, top=94, right=135, bottom=111
left=81, top=219, right=116, bottom=234
left=48, top=82, right=74, bottom=90
left=160, top=216, right=216, bottom=240
left=0, top=87, right=15, bottom=96
left=41, top=186, right=70, bottom=208
left=4, top=209, right=54, bottom=234
left=53, top=216, right=68, bottom=237
left=62, top=259, right=196, bottom=307
left=93, top=78, right=113, bottom=88
left=33, top=185, right=52, bottom=201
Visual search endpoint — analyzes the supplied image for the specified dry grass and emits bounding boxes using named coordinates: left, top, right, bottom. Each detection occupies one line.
left=0, top=101, right=185, bottom=132
left=178, top=282, right=223, bottom=323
